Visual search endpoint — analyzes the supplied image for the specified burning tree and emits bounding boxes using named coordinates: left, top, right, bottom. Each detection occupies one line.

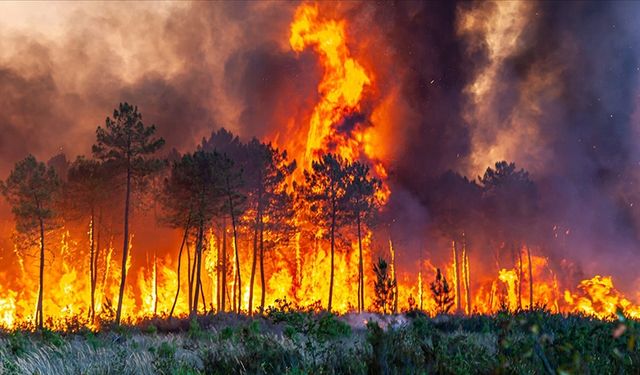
left=1, top=155, right=61, bottom=329
left=430, top=268, right=454, bottom=315
left=243, top=139, right=296, bottom=314
left=344, top=162, right=381, bottom=313
left=373, top=257, right=396, bottom=314
left=66, top=157, right=112, bottom=322
left=92, top=103, right=165, bottom=325
left=298, top=154, right=350, bottom=312
left=480, top=161, right=538, bottom=309
left=161, top=150, right=234, bottom=316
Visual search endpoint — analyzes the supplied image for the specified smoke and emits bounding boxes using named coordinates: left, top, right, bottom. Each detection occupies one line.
left=1, top=1, right=640, bottom=291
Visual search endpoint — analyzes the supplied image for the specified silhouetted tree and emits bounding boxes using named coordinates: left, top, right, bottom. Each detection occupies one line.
left=480, top=161, right=538, bottom=309
left=66, top=157, right=112, bottom=321
left=1, top=155, right=60, bottom=329
left=299, top=154, right=349, bottom=312
left=344, top=162, right=381, bottom=312
left=430, top=268, right=454, bottom=315
left=373, top=257, right=395, bottom=314
left=428, top=171, right=481, bottom=314
left=92, top=103, right=165, bottom=325
left=244, top=139, right=296, bottom=314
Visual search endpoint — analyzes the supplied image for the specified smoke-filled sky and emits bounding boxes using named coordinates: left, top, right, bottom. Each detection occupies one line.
left=2, top=1, right=640, bottom=283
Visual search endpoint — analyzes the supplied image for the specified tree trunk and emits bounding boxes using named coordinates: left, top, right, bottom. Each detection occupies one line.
left=170, top=224, right=190, bottom=318
left=36, top=215, right=45, bottom=330
left=248, top=208, right=259, bottom=316
left=461, top=237, right=471, bottom=314
left=259, top=218, right=266, bottom=314
left=227, top=186, right=241, bottom=313
left=191, top=222, right=204, bottom=317
left=357, top=212, right=364, bottom=313
left=328, top=202, right=336, bottom=312
left=221, top=218, right=227, bottom=312
left=115, top=164, right=132, bottom=325
left=187, top=241, right=193, bottom=313
left=89, top=209, right=96, bottom=321
left=92, top=209, right=101, bottom=322
left=452, top=240, right=461, bottom=314
left=517, top=245, right=523, bottom=310
left=527, top=244, right=533, bottom=309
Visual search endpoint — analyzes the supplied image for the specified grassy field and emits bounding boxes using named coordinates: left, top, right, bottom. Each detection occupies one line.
left=1, top=306, right=639, bottom=374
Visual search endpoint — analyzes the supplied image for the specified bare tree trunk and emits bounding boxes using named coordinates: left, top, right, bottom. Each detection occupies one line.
left=461, top=236, right=471, bottom=314
left=36, top=215, right=45, bottom=330
left=92, top=209, right=101, bottom=322
left=89, top=209, right=96, bottom=321
left=357, top=212, right=364, bottom=313
left=259, top=218, right=266, bottom=314
left=328, top=202, right=336, bottom=312
left=191, top=222, right=204, bottom=317
left=170, top=224, right=190, bottom=318
left=452, top=240, right=461, bottom=314
left=221, top=218, right=227, bottom=312
left=227, top=187, right=242, bottom=313
left=115, top=163, right=131, bottom=325
left=527, top=244, right=533, bottom=309
left=248, top=208, right=259, bottom=316
left=517, top=245, right=523, bottom=310
left=187, top=241, right=193, bottom=313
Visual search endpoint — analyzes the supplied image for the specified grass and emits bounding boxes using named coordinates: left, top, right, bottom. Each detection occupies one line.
left=0, top=308, right=639, bottom=374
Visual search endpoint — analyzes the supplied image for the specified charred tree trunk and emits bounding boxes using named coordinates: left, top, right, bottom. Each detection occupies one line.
left=221, top=218, right=227, bottom=312
left=228, top=187, right=241, bottom=313
left=517, top=245, right=523, bottom=310
left=115, top=161, right=131, bottom=325
left=36, top=212, right=45, bottom=330
left=191, top=221, right=204, bottom=317
left=248, top=204, right=260, bottom=315
left=328, top=201, right=336, bottom=312
left=357, top=212, right=364, bottom=313
left=89, top=209, right=96, bottom=321
left=187, top=241, right=193, bottom=313
left=527, top=244, right=533, bottom=309
left=461, top=235, right=471, bottom=314
left=452, top=240, right=461, bottom=314
left=170, top=223, right=190, bottom=318
left=92, top=209, right=101, bottom=322
left=259, top=218, right=266, bottom=314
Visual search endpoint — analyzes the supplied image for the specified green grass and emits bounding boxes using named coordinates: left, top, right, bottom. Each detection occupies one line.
left=0, top=310, right=639, bottom=374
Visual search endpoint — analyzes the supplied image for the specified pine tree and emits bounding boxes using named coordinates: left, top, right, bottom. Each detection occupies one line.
left=92, top=103, right=165, bottom=325
left=1, top=155, right=60, bottom=329
left=430, top=268, right=454, bottom=315
left=373, top=257, right=396, bottom=314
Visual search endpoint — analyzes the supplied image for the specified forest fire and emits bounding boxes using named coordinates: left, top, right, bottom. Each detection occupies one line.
left=0, top=1, right=640, bottom=334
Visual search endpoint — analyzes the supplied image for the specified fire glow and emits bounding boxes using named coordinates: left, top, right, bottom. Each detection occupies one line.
left=0, top=2, right=639, bottom=330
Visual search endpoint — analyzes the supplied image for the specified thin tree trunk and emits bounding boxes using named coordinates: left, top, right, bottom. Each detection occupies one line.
left=328, top=202, right=336, bottom=312
left=228, top=186, right=241, bottom=313
left=248, top=208, right=259, bottom=316
left=259, top=218, right=266, bottom=313
left=221, top=218, right=227, bottom=312
left=115, top=163, right=131, bottom=325
left=191, top=222, right=204, bottom=317
left=527, top=244, right=533, bottom=309
left=517, top=245, right=523, bottom=310
left=452, top=240, right=461, bottom=314
left=187, top=241, right=193, bottom=313
left=170, top=224, right=190, bottom=318
left=37, top=215, right=45, bottom=330
left=92, top=208, right=102, bottom=321
left=89, top=209, right=96, bottom=321
left=357, top=212, right=364, bottom=313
